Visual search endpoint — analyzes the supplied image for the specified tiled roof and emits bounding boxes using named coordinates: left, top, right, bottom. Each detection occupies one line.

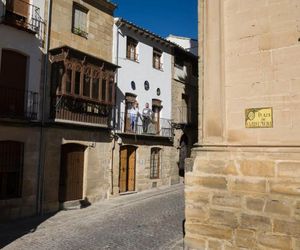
left=115, top=18, right=198, bottom=58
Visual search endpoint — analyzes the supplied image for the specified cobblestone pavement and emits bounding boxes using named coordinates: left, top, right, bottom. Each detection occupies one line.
left=1, top=184, right=184, bottom=250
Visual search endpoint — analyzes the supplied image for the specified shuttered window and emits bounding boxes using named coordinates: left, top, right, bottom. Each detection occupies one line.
left=72, top=3, right=88, bottom=38
left=0, top=141, right=23, bottom=200
left=150, top=148, right=160, bottom=179
left=126, top=37, right=138, bottom=61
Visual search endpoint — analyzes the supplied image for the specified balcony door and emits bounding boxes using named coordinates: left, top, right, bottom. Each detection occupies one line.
left=0, top=49, right=27, bottom=117
left=119, top=146, right=136, bottom=193
left=59, top=144, right=85, bottom=202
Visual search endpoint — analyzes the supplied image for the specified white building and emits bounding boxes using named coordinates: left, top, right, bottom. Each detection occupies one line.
left=0, top=0, right=45, bottom=220
left=113, top=18, right=174, bottom=136
left=167, top=34, right=198, bottom=57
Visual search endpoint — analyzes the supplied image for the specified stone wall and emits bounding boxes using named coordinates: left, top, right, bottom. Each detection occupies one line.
left=185, top=147, right=300, bottom=250
left=0, top=125, right=41, bottom=221
left=112, top=137, right=179, bottom=195
left=185, top=0, right=300, bottom=249
left=47, top=0, right=114, bottom=62
left=42, top=127, right=112, bottom=213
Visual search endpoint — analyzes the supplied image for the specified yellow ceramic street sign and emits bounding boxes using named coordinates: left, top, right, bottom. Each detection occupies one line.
left=245, top=107, right=273, bottom=128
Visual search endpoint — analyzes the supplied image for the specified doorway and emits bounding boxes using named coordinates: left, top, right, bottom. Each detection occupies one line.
left=119, top=145, right=136, bottom=193
left=0, top=49, right=27, bottom=117
left=59, top=143, right=85, bottom=202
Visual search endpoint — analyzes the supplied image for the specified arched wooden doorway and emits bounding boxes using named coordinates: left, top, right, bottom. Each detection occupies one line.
left=119, top=145, right=136, bottom=193
left=59, top=143, right=86, bottom=202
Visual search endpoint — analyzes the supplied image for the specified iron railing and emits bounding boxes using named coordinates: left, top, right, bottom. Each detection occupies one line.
left=51, top=95, right=113, bottom=127
left=116, top=112, right=173, bottom=138
left=3, top=0, right=45, bottom=40
left=0, top=85, right=38, bottom=120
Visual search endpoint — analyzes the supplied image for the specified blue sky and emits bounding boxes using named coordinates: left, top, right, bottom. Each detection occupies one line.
left=113, top=0, right=198, bottom=39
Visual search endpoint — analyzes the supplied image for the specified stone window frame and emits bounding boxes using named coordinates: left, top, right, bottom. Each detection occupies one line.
left=72, top=2, right=89, bottom=39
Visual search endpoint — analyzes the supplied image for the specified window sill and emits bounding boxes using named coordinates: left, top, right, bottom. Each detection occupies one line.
left=126, top=57, right=139, bottom=63
left=153, top=67, right=164, bottom=72
left=72, top=30, right=88, bottom=39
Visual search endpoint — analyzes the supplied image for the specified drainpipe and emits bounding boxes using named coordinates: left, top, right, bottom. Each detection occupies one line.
left=36, top=0, right=52, bottom=216
left=110, top=20, right=122, bottom=195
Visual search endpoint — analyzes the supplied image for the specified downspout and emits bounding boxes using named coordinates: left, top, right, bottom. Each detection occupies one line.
left=110, top=20, right=122, bottom=196
left=36, top=0, right=52, bottom=216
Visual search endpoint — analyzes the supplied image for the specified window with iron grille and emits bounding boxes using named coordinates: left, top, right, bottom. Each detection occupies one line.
left=150, top=148, right=161, bottom=179
left=126, top=37, right=138, bottom=61
left=0, top=141, right=24, bottom=200
left=72, top=3, right=88, bottom=38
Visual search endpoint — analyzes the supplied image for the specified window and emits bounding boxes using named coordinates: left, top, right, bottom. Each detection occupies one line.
left=92, top=78, right=99, bottom=99
left=144, top=80, right=150, bottom=91
left=108, top=77, right=114, bottom=103
left=150, top=148, right=160, bottom=179
left=153, top=48, right=162, bottom=70
left=156, top=88, right=161, bottom=96
left=72, top=3, right=88, bottom=38
left=0, top=141, right=24, bottom=199
left=66, top=69, right=72, bottom=94
left=126, top=37, right=138, bottom=61
left=131, top=81, right=136, bottom=90
left=101, top=78, right=107, bottom=102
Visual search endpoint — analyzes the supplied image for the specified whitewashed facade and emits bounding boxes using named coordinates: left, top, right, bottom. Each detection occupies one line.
left=113, top=18, right=173, bottom=130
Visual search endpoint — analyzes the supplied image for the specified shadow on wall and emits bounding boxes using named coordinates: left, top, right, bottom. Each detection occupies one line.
left=0, top=212, right=56, bottom=248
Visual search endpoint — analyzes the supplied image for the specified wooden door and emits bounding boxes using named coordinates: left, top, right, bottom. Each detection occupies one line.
left=59, top=144, right=85, bottom=202
left=127, top=147, right=136, bottom=191
left=119, top=146, right=136, bottom=193
left=119, top=147, right=128, bottom=193
left=0, top=50, right=27, bottom=117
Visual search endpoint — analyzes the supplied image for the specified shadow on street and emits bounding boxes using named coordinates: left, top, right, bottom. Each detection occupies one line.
left=0, top=213, right=55, bottom=248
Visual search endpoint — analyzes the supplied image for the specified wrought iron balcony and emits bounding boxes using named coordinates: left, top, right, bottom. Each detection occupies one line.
left=116, top=112, right=173, bottom=138
left=51, top=94, right=113, bottom=127
left=2, top=0, right=44, bottom=39
left=0, top=86, right=38, bottom=120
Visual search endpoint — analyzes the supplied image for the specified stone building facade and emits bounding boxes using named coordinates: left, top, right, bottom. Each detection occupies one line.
left=0, top=0, right=45, bottom=220
left=167, top=36, right=198, bottom=179
left=185, top=0, right=300, bottom=249
left=41, top=0, right=118, bottom=213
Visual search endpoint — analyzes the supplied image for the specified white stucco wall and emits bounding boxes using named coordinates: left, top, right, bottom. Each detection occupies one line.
left=113, top=20, right=172, bottom=121
left=166, top=35, right=198, bottom=56
left=0, top=0, right=45, bottom=119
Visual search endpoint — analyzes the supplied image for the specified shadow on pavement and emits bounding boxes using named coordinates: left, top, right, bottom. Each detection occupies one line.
left=0, top=213, right=56, bottom=248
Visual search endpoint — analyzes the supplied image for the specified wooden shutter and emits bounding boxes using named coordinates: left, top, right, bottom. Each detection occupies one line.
left=7, top=0, right=30, bottom=18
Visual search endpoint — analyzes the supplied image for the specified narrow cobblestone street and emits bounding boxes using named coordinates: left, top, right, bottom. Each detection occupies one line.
left=0, top=184, right=184, bottom=250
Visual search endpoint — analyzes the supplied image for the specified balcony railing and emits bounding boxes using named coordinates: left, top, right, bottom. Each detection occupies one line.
left=51, top=95, right=113, bottom=127
left=2, top=0, right=44, bottom=39
left=0, top=86, right=38, bottom=120
left=116, top=112, right=173, bottom=138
